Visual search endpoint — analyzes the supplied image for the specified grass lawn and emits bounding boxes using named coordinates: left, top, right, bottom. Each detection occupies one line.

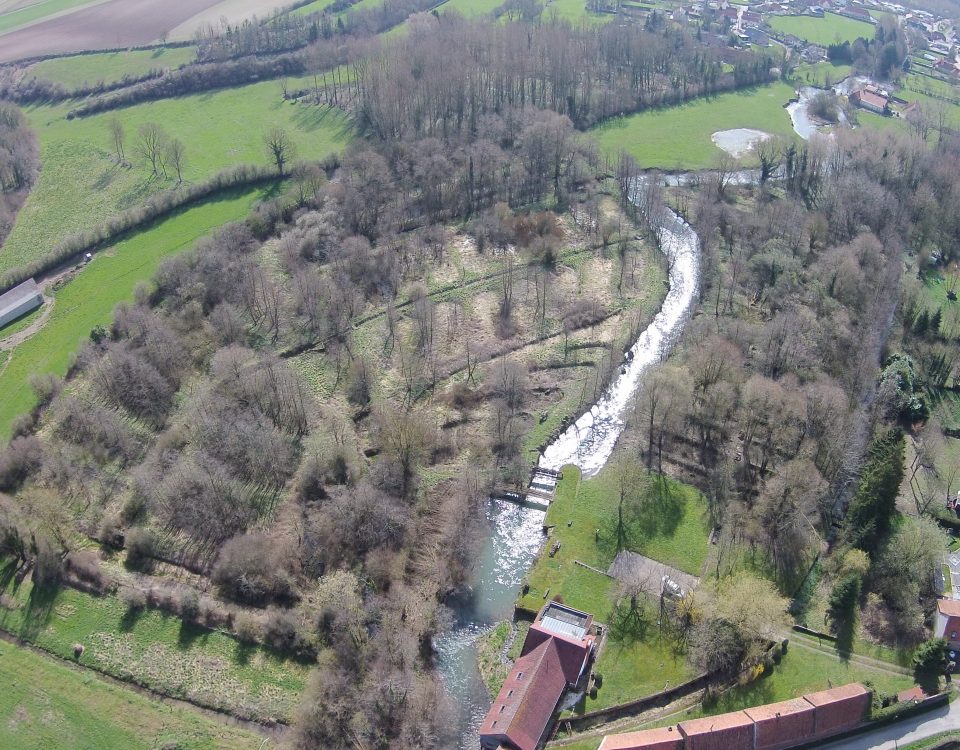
left=0, top=80, right=352, bottom=278
left=0, top=0, right=93, bottom=34
left=292, top=0, right=383, bottom=17
left=0, top=566, right=309, bottom=722
left=516, top=465, right=709, bottom=711
left=0, top=186, right=274, bottom=441
left=0, top=641, right=267, bottom=750
left=792, top=61, right=853, bottom=88
left=591, top=82, right=799, bottom=169
left=28, top=47, right=198, bottom=89
left=440, top=0, right=508, bottom=16
left=768, top=12, right=875, bottom=47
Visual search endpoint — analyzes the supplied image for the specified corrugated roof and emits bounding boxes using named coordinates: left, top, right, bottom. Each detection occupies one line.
left=0, top=278, right=40, bottom=319
left=540, top=614, right=587, bottom=640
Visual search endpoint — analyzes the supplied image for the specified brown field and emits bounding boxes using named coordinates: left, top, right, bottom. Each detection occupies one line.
left=0, top=0, right=291, bottom=62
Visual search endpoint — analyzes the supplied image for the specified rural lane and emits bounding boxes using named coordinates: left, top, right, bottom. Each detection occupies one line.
left=816, top=698, right=959, bottom=750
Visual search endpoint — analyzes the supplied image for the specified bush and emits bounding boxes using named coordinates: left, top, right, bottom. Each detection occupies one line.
left=179, top=589, right=201, bottom=622
left=124, top=527, right=156, bottom=571
left=0, top=436, right=44, bottom=492
left=262, top=607, right=300, bottom=651
left=212, top=533, right=296, bottom=607
left=234, top=611, right=262, bottom=643
left=913, top=637, right=948, bottom=675
left=120, top=586, right=147, bottom=611
left=66, top=550, right=105, bottom=589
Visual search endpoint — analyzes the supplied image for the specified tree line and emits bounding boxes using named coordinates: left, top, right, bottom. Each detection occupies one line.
left=0, top=102, right=38, bottom=249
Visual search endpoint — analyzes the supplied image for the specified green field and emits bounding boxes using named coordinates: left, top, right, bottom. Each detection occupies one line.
left=0, top=641, right=266, bottom=750
left=440, top=0, right=509, bottom=17
left=768, top=12, right=875, bottom=46
left=0, top=568, right=308, bottom=722
left=28, top=47, right=198, bottom=89
left=0, top=0, right=92, bottom=34
left=292, top=0, right=383, bottom=17
left=792, top=61, right=853, bottom=87
left=591, top=82, right=798, bottom=169
left=0, top=79, right=351, bottom=278
left=0, top=187, right=273, bottom=441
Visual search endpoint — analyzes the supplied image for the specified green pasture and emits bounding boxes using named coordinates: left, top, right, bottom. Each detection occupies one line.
left=591, top=82, right=798, bottom=169
left=0, top=0, right=93, bottom=35
left=28, top=47, right=198, bottom=89
left=768, top=12, right=875, bottom=46
left=791, top=61, right=853, bottom=87
left=0, top=566, right=309, bottom=722
left=0, top=77, right=351, bottom=277
left=0, top=641, right=266, bottom=750
left=0, top=187, right=273, bottom=441
left=292, top=0, right=383, bottom=17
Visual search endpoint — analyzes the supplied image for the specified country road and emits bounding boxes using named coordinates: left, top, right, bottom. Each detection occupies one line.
left=817, top=697, right=959, bottom=750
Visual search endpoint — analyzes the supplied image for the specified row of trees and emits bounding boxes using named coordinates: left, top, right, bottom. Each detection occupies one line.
left=0, top=102, right=38, bottom=247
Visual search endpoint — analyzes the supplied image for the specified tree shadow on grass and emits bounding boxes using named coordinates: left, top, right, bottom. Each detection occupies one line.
left=119, top=605, right=144, bottom=632
left=21, top=581, right=59, bottom=640
left=177, top=620, right=208, bottom=650
left=597, top=477, right=686, bottom=559
left=234, top=639, right=256, bottom=666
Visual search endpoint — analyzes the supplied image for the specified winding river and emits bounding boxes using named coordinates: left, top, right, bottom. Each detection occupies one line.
left=437, top=202, right=702, bottom=748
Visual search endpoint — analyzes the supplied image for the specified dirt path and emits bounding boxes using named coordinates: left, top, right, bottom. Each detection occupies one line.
left=787, top=631, right=912, bottom=677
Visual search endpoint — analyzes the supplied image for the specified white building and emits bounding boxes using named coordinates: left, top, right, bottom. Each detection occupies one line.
left=0, top=278, right=43, bottom=329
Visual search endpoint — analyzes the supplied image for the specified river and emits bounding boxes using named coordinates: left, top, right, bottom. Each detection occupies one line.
left=436, top=204, right=702, bottom=748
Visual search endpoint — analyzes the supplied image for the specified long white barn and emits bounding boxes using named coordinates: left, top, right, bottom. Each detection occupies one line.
left=0, top=278, right=42, bottom=330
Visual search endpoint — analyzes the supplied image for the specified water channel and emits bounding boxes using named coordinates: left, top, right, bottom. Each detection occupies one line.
left=436, top=203, right=703, bottom=748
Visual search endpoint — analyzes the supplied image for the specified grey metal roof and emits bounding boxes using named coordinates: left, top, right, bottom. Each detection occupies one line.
left=539, top=602, right=590, bottom=640
left=0, top=278, right=41, bottom=322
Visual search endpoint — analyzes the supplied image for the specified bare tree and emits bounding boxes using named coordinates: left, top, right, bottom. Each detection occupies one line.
left=137, top=122, right=167, bottom=177
left=166, top=138, right=186, bottom=184
left=109, top=117, right=125, bottom=163
left=264, top=127, right=296, bottom=176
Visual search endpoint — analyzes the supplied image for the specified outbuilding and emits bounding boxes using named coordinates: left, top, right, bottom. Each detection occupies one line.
left=0, top=278, right=42, bottom=330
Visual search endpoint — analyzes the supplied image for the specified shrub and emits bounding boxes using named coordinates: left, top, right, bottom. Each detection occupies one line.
left=124, top=527, right=157, bottom=571
left=234, top=611, right=262, bottom=643
left=262, top=607, right=300, bottom=652
left=120, top=586, right=147, bottom=611
left=0, top=435, right=44, bottom=492
left=212, top=533, right=296, bottom=607
left=913, top=637, right=948, bottom=675
left=179, top=589, right=201, bottom=622
left=66, top=550, right=105, bottom=589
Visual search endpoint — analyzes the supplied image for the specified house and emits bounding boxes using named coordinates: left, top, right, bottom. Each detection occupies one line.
left=599, top=727, right=685, bottom=750
left=479, top=602, right=597, bottom=750
left=935, top=598, right=960, bottom=651
left=0, top=278, right=42, bottom=330
left=804, top=683, right=872, bottom=738
left=678, top=711, right=755, bottom=750
left=598, top=684, right=872, bottom=750
left=850, top=88, right=888, bottom=114
left=744, top=697, right=816, bottom=750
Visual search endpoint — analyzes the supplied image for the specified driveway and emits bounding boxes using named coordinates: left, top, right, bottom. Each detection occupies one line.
left=607, top=551, right=699, bottom=598
left=816, top=697, right=959, bottom=750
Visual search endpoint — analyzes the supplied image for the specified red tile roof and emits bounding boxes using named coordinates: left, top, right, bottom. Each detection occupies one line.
left=805, top=683, right=871, bottom=737
left=679, top=711, right=754, bottom=750
left=745, top=697, right=816, bottom=750
left=523, top=625, right=594, bottom=686
left=599, top=726, right=684, bottom=750
left=938, top=598, right=960, bottom=617
left=478, top=639, right=567, bottom=750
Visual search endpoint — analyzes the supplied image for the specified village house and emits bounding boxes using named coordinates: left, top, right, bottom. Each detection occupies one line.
left=935, top=598, right=960, bottom=652
left=479, top=602, right=597, bottom=750
left=850, top=87, right=889, bottom=114
left=0, top=278, right=42, bottom=330
left=598, top=683, right=872, bottom=750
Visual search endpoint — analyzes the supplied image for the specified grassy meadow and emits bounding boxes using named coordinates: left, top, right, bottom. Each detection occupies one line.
left=0, top=78, right=352, bottom=277
left=591, top=82, right=798, bottom=169
left=0, top=186, right=274, bottom=440
left=0, top=641, right=267, bottom=750
left=28, top=47, right=198, bottom=88
left=0, top=565, right=309, bottom=722
left=768, top=12, right=875, bottom=46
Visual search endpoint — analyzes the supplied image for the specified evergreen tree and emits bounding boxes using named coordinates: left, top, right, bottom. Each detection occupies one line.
left=843, top=428, right=904, bottom=552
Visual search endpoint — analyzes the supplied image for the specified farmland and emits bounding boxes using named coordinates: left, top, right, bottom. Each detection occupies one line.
left=768, top=11, right=876, bottom=46
left=0, top=566, right=309, bottom=722
left=0, top=0, right=94, bottom=35
left=28, top=46, right=198, bottom=89
left=0, top=186, right=273, bottom=440
left=591, top=82, right=798, bottom=169
left=0, top=641, right=269, bottom=750
left=0, top=81, right=351, bottom=276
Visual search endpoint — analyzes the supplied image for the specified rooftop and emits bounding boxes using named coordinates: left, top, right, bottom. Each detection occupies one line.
left=744, top=696, right=814, bottom=722
left=0, top=278, right=40, bottom=319
left=938, top=598, right=960, bottom=617
left=803, top=682, right=870, bottom=707
left=678, top=710, right=754, bottom=735
left=538, top=602, right=591, bottom=640
left=599, top=726, right=684, bottom=750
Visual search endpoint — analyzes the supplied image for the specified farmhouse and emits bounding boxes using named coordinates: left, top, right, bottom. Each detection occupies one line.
left=479, top=602, right=597, bottom=750
left=0, top=278, right=42, bottom=330
left=935, top=598, right=960, bottom=651
left=598, top=683, right=872, bottom=750
left=850, top=88, right=888, bottom=114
